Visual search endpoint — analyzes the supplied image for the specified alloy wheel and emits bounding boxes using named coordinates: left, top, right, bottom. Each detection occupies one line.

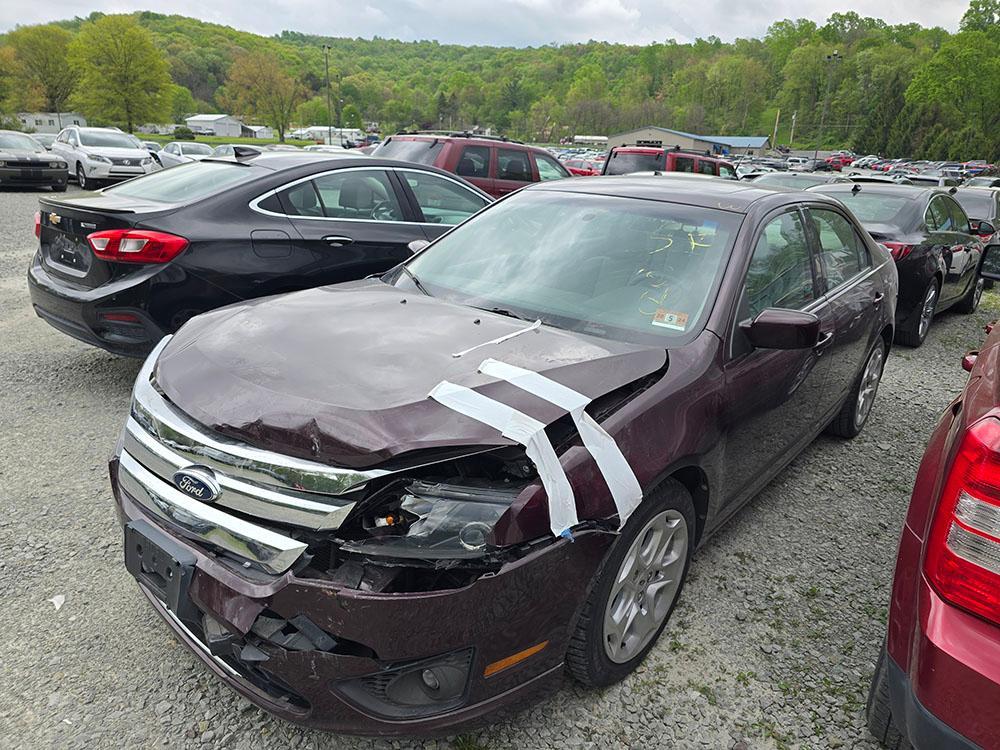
left=76, top=164, right=87, bottom=190
left=855, top=344, right=885, bottom=430
left=918, top=283, right=937, bottom=339
left=973, top=277, right=985, bottom=310
left=603, top=509, right=688, bottom=663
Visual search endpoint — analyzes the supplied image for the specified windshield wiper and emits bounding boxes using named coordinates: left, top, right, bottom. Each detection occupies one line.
left=475, top=306, right=534, bottom=322
left=397, top=264, right=431, bottom=296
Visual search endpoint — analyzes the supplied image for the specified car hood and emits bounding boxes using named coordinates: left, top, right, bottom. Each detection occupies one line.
left=0, top=149, right=51, bottom=159
left=154, top=280, right=668, bottom=469
left=82, top=147, right=150, bottom=159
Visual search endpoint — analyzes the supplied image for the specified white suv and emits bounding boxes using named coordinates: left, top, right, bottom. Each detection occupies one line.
left=51, top=126, right=158, bottom=189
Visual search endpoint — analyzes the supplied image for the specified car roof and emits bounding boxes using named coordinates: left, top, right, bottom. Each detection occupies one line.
left=530, top=174, right=803, bottom=213
left=388, top=133, right=549, bottom=153
left=812, top=183, right=946, bottom=201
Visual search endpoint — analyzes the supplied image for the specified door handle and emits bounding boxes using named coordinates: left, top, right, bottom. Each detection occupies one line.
left=813, top=331, right=834, bottom=353
left=322, top=235, right=354, bottom=247
left=873, top=292, right=885, bottom=307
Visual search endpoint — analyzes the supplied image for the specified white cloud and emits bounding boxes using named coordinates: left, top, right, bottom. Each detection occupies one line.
left=0, top=0, right=969, bottom=45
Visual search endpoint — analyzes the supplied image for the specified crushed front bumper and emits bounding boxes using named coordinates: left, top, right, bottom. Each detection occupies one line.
left=112, top=467, right=612, bottom=735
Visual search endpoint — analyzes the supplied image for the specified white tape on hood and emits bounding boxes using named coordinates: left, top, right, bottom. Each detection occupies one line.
left=428, top=381, right=579, bottom=538
left=478, top=358, right=643, bottom=527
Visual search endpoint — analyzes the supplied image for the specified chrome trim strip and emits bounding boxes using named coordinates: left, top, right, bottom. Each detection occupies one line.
left=247, top=165, right=488, bottom=225
left=822, top=260, right=889, bottom=304
left=130, top=337, right=386, bottom=498
left=123, top=418, right=354, bottom=530
left=119, top=450, right=307, bottom=574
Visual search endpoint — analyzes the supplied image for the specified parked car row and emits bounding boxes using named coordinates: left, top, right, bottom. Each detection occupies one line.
left=13, top=126, right=1000, bottom=748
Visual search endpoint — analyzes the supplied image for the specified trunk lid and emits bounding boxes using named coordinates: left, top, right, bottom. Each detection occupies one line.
left=154, top=280, right=668, bottom=469
left=37, top=194, right=170, bottom=290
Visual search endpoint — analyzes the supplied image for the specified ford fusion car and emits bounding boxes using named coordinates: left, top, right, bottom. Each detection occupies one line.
left=111, top=178, right=897, bottom=734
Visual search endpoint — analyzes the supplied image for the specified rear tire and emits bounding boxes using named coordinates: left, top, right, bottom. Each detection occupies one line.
left=566, top=480, right=695, bottom=688
left=866, top=644, right=911, bottom=749
left=895, top=279, right=938, bottom=348
left=827, top=337, right=887, bottom=438
left=956, top=275, right=984, bottom=314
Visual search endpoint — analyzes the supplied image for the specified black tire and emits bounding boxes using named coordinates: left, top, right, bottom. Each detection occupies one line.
left=895, top=278, right=939, bottom=348
left=566, top=479, right=695, bottom=687
left=956, top=275, right=984, bottom=314
left=866, top=644, right=911, bottom=749
left=51, top=183, right=67, bottom=192
left=76, top=164, right=88, bottom=190
left=827, top=337, right=887, bottom=438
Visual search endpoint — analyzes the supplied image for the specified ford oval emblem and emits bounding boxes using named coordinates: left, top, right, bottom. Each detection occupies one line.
left=172, top=466, right=221, bottom=503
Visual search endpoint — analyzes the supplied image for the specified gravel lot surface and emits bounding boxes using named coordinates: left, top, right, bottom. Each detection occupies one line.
left=1, top=185, right=996, bottom=750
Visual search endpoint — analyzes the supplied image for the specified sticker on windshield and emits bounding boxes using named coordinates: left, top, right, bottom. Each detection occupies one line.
left=652, top=309, right=689, bottom=331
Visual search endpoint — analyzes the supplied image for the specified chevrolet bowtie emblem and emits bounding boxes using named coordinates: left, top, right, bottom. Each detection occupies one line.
left=49, top=213, right=61, bottom=225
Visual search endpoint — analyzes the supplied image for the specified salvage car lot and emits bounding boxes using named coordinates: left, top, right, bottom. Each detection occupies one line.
left=1, top=186, right=996, bottom=749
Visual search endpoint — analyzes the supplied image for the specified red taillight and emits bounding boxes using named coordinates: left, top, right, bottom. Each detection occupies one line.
left=34, top=211, right=41, bottom=239
left=86, top=229, right=188, bottom=264
left=883, top=242, right=914, bottom=261
left=980, top=234, right=994, bottom=242
left=925, top=417, right=1000, bottom=625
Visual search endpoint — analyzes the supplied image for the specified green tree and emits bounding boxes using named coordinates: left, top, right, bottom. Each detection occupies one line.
left=341, top=103, right=363, bottom=129
left=6, top=25, right=78, bottom=115
left=296, top=95, right=332, bottom=126
left=226, top=50, right=306, bottom=141
left=68, top=15, right=170, bottom=131
left=168, top=84, right=197, bottom=122
left=960, top=0, right=1000, bottom=31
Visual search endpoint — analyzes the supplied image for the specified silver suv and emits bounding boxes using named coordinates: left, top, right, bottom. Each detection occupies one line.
left=51, top=126, right=158, bottom=189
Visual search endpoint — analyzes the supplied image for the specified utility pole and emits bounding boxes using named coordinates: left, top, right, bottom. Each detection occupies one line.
left=323, top=45, right=333, bottom=146
left=771, top=108, right=780, bottom=151
left=814, top=50, right=842, bottom=161
left=789, top=111, right=797, bottom=146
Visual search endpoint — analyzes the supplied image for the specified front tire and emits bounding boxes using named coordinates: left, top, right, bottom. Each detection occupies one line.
left=827, top=338, right=887, bottom=438
left=76, top=164, right=89, bottom=190
left=956, top=275, right=984, bottom=314
left=895, top=278, right=938, bottom=347
left=566, top=480, right=694, bottom=687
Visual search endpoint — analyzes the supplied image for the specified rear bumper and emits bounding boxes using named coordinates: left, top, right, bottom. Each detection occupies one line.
left=26, top=254, right=165, bottom=356
left=886, top=654, right=979, bottom=750
left=111, top=467, right=612, bottom=735
left=0, top=166, right=68, bottom=188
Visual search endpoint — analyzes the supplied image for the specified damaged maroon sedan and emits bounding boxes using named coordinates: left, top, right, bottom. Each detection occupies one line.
left=111, top=177, right=897, bottom=734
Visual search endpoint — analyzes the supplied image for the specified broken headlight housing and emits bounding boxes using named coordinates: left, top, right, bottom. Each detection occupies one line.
left=342, top=480, right=520, bottom=560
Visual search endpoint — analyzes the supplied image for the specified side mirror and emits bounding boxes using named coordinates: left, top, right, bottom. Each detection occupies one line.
left=977, top=221, right=995, bottom=236
left=407, top=239, right=430, bottom=254
left=739, top=308, right=821, bottom=350
left=981, top=245, right=1000, bottom=281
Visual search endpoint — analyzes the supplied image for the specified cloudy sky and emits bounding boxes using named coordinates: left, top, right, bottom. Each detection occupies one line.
left=0, top=0, right=970, bottom=45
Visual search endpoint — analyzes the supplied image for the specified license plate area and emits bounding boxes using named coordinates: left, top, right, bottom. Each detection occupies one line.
left=125, top=519, right=197, bottom=620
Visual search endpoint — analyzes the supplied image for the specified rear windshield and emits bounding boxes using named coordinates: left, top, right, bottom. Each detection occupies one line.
left=954, top=191, right=994, bottom=218
left=753, top=173, right=834, bottom=189
left=0, top=133, right=44, bottom=151
left=830, top=193, right=911, bottom=225
left=604, top=151, right=663, bottom=175
left=181, top=143, right=213, bottom=156
left=79, top=131, right=140, bottom=149
left=103, top=160, right=258, bottom=203
left=373, top=138, right=444, bottom=165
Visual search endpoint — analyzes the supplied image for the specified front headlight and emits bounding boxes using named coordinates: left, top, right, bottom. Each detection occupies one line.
left=0, top=160, right=6, bottom=167
left=341, top=480, right=518, bottom=560
left=140, top=157, right=153, bottom=166
left=49, top=161, right=64, bottom=169
left=88, top=154, right=112, bottom=164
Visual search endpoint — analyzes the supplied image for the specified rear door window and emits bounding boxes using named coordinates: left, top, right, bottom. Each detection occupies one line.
left=925, top=198, right=950, bottom=231
left=497, top=149, right=532, bottom=182
left=945, top=198, right=970, bottom=234
left=809, top=209, right=869, bottom=290
left=673, top=156, right=695, bottom=173
left=456, top=146, right=490, bottom=178
left=309, top=170, right=404, bottom=221
left=402, top=171, right=488, bottom=225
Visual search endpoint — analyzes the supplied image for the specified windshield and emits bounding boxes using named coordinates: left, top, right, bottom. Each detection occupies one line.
left=374, top=138, right=444, bottom=165
left=79, top=131, right=140, bottom=149
left=604, top=151, right=663, bottom=175
left=753, top=173, right=833, bottom=189
left=954, top=192, right=995, bottom=218
left=104, top=160, right=259, bottom=203
left=0, top=133, right=43, bottom=151
left=967, top=177, right=1000, bottom=188
left=181, top=143, right=213, bottom=155
left=403, top=190, right=742, bottom=344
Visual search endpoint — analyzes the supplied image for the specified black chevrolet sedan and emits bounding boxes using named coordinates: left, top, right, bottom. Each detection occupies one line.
left=0, top=130, right=68, bottom=191
left=811, top=184, right=983, bottom=346
left=27, top=153, right=492, bottom=355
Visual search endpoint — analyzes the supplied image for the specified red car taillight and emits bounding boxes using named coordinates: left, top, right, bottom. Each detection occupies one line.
left=883, top=242, right=914, bottom=261
left=925, top=417, right=1000, bottom=625
left=34, top=211, right=41, bottom=239
left=86, top=229, right=188, bottom=264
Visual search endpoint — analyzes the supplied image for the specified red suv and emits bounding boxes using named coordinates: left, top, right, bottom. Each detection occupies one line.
left=868, top=298, right=1000, bottom=749
left=372, top=132, right=571, bottom=198
left=602, top=146, right=736, bottom=179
